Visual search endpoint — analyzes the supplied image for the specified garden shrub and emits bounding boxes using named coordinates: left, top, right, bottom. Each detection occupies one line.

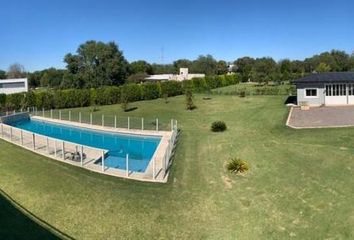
left=142, top=82, right=161, bottom=100
left=226, top=158, right=250, bottom=174
left=160, top=81, right=183, bottom=97
left=211, top=121, right=227, bottom=132
left=185, top=90, right=196, bottom=110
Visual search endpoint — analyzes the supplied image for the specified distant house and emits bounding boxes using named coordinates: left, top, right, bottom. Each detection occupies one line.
left=293, top=72, right=354, bottom=106
left=145, top=68, right=205, bottom=82
left=0, top=78, right=28, bottom=94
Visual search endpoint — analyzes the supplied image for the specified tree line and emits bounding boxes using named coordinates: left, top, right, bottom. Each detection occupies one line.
left=1, top=40, right=353, bottom=88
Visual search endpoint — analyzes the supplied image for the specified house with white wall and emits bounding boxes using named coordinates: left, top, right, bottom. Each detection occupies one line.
left=0, top=78, right=28, bottom=94
left=145, top=68, right=205, bottom=81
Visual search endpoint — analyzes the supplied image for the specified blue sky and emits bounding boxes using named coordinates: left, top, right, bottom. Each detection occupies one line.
left=0, top=0, right=353, bottom=71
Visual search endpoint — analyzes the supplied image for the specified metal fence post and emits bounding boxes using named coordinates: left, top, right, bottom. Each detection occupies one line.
left=62, top=141, right=65, bottom=159
left=20, top=130, right=23, bottom=145
left=35, top=107, right=38, bottom=116
left=90, top=113, right=93, bottom=125
left=156, top=118, right=158, bottom=131
left=114, top=115, right=117, bottom=128
left=102, top=151, right=105, bottom=172
left=102, top=115, right=104, bottom=127
left=59, top=110, right=61, bottom=120
left=10, top=127, right=12, bottom=140
left=128, top=117, right=130, bottom=130
left=141, top=118, right=144, bottom=131
left=42, top=108, right=44, bottom=117
left=79, top=112, right=82, bottom=123
left=50, top=109, right=53, bottom=118
left=54, top=140, right=57, bottom=157
left=80, top=146, right=84, bottom=166
left=153, top=157, right=156, bottom=180
left=46, top=137, right=49, bottom=154
left=32, top=134, right=36, bottom=150
left=171, top=119, right=173, bottom=131
left=1, top=124, right=3, bottom=138
left=69, top=111, right=71, bottom=121
left=126, top=153, right=129, bottom=177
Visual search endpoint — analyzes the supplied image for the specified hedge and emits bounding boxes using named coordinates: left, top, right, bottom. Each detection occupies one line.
left=1, top=74, right=239, bottom=111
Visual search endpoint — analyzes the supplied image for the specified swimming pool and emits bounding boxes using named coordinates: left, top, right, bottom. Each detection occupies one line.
left=8, top=118, right=161, bottom=172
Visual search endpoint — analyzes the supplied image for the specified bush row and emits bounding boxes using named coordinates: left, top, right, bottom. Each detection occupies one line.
left=212, top=85, right=296, bottom=96
left=1, top=74, right=239, bottom=111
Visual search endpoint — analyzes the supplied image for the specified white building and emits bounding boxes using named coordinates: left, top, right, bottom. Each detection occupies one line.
left=145, top=68, right=205, bottom=82
left=0, top=78, right=28, bottom=94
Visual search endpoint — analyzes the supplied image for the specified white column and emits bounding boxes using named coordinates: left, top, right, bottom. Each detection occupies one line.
left=156, top=118, right=158, bottom=131
left=126, top=153, right=129, bottom=177
left=102, top=115, right=104, bottom=127
left=128, top=117, right=130, bottom=130
left=102, top=151, right=105, bottom=172
left=141, top=118, right=144, bottom=131
left=20, top=130, right=23, bottom=145
left=90, top=113, right=93, bottom=125
left=114, top=115, right=117, bottom=128
left=62, top=141, right=65, bottom=159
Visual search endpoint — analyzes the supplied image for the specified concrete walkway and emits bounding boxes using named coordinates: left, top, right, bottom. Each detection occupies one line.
left=287, top=106, right=354, bottom=128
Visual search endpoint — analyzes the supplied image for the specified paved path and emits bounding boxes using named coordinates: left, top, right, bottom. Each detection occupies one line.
left=287, top=106, right=354, bottom=128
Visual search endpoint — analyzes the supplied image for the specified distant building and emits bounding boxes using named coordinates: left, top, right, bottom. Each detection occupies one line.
left=0, top=78, right=28, bottom=94
left=145, top=68, right=205, bottom=82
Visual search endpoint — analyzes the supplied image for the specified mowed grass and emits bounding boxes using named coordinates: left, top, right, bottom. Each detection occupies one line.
left=1, top=94, right=354, bottom=239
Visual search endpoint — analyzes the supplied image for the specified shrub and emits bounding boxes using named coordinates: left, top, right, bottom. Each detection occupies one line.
left=160, top=81, right=183, bottom=97
left=211, top=121, right=227, bottom=132
left=142, top=82, right=161, bottom=100
left=185, top=90, right=196, bottom=110
left=226, top=158, right=250, bottom=174
left=239, top=91, right=246, bottom=98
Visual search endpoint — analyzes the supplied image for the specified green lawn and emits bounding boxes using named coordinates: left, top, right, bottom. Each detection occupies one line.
left=1, top=94, right=354, bottom=239
left=211, top=82, right=295, bottom=95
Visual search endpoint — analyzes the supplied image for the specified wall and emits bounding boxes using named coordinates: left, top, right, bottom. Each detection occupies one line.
left=0, top=78, right=28, bottom=94
left=296, top=82, right=325, bottom=106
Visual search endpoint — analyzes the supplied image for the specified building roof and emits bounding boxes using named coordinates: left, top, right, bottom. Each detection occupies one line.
left=293, top=72, right=354, bottom=84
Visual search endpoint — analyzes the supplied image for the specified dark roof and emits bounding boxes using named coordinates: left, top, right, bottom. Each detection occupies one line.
left=293, top=72, right=354, bottom=84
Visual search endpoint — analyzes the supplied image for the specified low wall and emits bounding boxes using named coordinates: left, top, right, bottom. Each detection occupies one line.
left=0, top=112, right=30, bottom=124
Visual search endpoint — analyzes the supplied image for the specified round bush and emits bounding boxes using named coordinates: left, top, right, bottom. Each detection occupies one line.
left=211, top=121, right=227, bottom=132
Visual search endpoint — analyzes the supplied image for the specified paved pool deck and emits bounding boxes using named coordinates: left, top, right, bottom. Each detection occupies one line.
left=287, top=105, right=354, bottom=129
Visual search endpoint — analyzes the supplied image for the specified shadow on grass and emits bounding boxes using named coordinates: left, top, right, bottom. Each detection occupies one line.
left=124, top=107, right=138, bottom=112
left=0, top=188, right=72, bottom=240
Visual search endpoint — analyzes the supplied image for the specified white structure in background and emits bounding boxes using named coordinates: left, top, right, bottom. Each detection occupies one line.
left=145, top=68, right=205, bottom=81
left=0, top=78, right=28, bottom=94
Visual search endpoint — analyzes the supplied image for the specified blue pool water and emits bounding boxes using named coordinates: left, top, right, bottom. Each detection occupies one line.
left=9, top=118, right=161, bottom=172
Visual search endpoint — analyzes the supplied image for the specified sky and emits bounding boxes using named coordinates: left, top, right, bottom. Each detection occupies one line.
left=0, top=0, right=353, bottom=71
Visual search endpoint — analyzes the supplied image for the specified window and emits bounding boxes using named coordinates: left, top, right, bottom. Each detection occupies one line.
left=305, top=88, right=317, bottom=97
left=0, top=82, right=25, bottom=89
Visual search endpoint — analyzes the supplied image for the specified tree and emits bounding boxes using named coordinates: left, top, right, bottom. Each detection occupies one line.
left=279, top=59, right=292, bottom=81
left=7, top=63, right=26, bottom=78
left=253, top=57, right=277, bottom=82
left=234, top=57, right=255, bottom=82
left=129, top=60, right=153, bottom=75
left=0, top=70, right=6, bottom=79
left=173, top=59, right=192, bottom=73
left=64, top=41, right=129, bottom=88
left=39, top=68, right=65, bottom=88
left=191, top=55, right=218, bottom=75
left=216, top=60, right=228, bottom=75
left=185, top=90, right=196, bottom=110
left=315, top=62, right=331, bottom=72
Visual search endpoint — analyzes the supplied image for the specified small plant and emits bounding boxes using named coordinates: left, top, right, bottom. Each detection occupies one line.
left=121, top=92, right=129, bottom=112
left=185, top=90, right=196, bottom=110
left=226, top=158, right=250, bottom=174
left=211, top=121, right=227, bottom=132
left=163, top=93, right=169, bottom=103
left=239, top=91, right=246, bottom=98
left=91, top=105, right=99, bottom=112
